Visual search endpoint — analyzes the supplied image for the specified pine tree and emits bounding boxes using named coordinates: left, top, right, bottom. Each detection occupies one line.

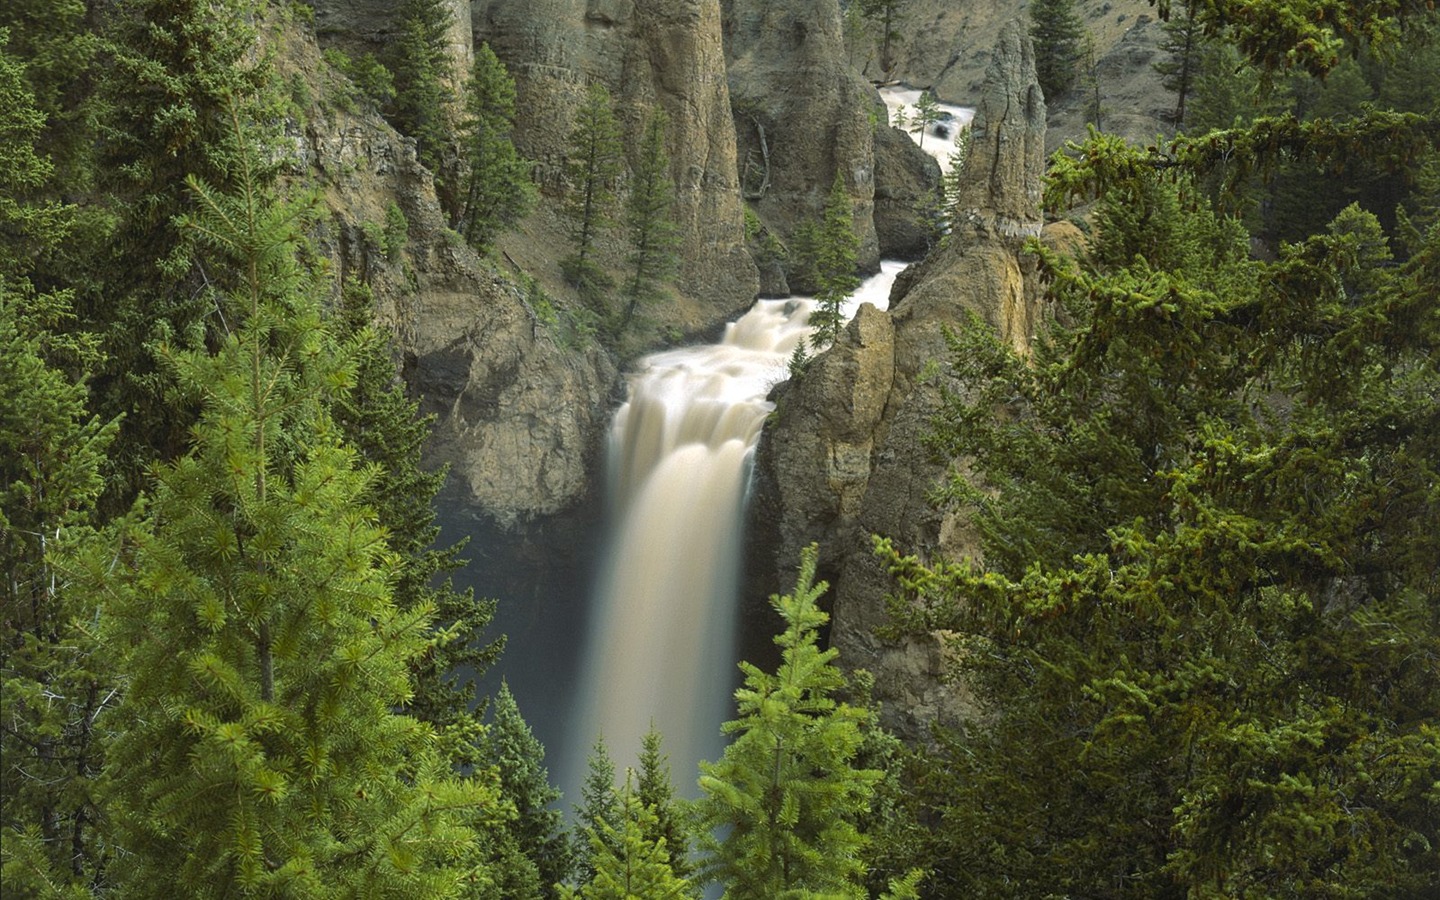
left=561, top=83, right=622, bottom=297
left=859, top=0, right=906, bottom=76
left=1153, top=0, right=1206, bottom=127
left=331, top=279, right=502, bottom=767
left=563, top=775, right=692, bottom=900
left=457, top=42, right=533, bottom=253
left=621, top=109, right=680, bottom=328
left=88, top=126, right=490, bottom=897
left=571, top=737, right=622, bottom=886
left=879, top=9, right=1440, bottom=880
left=634, top=726, right=691, bottom=882
left=485, top=682, right=573, bottom=898
left=0, top=46, right=115, bottom=889
left=1028, top=0, right=1084, bottom=100
left=385, top=0, right=455, bottom=173
left=806, top=172, right=861, bottom=350
left=908, top=92, right=941, bottom=149
left=696, top=544, right=880, bottom=899
left=87, top=0, right=278, bottom=513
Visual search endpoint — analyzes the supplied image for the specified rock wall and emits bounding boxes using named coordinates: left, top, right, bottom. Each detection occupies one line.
left=721, top=0, right=882, bottom=277
left=472, top=0, right=759, bottom=319
left=747, top=20, right=1061, bottom=740
left=275, top=22, right=617, bottom=530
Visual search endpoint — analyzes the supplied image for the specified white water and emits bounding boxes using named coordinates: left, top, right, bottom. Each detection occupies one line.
left=878, top=86, right=975, bottom=174
left=569, top=262, right=904, bottom=785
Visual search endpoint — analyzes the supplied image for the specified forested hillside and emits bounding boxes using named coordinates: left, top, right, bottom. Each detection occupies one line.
left=3, top=0, right=1437, bottom=898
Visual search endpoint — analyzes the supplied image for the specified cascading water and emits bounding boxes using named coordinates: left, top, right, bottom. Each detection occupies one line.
left=569, top=263, right=905, bottom=786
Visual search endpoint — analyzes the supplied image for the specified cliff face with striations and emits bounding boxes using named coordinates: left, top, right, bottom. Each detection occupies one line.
left=747, top=20, right=1070, bottom=740
left=472, top=0, right=760, bottom=319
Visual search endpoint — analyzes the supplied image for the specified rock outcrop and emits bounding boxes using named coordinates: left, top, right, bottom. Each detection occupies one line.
left=276, top=24, right=617, bottom=529
left=473, top=0, right=759, bottom=320
left=748, top=20, right=1057, bottom=740
left=722, top=0, right=882, bottom=277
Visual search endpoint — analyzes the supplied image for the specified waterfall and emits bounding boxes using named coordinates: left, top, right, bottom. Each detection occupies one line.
left=569, top=263, right=903, bottom=786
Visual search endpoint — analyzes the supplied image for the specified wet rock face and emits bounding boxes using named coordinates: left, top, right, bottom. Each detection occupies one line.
left=749, top=19, right=1055, bottom=742
left=872, top=115, right=943, bottom=260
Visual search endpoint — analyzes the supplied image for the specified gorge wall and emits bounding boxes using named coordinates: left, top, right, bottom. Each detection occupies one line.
left=747, top=20, right=1081, bottom=740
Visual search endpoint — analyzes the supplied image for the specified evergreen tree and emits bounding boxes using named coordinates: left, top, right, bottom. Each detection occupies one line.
left=88, top=0, right=279, bottom=512
left=621, top=109, right=680, bottom=329
left=331, top=279, right=502, bottom=767
left=858, top=0, right=906, bottom=75
left=485, top=681, right=572, bottom=898
left=877, top=6, right=1440, bottom=881
left=457, top=42, right=533, bottom=253
left=908, top=92, right=942, bottom=149
left=696, top=544, right=880, bottom=899
left=634, top=726, right=691, bottom=882
left=572, top=737, right=622, bottom=886
left=561, top=83, right=622, bottom=296
left=806, top=172, right=861, bottom=350
left=0, top=45, right=114, bottom=889
left=1028, top=0, right=1084, bottom=100
left=1153, top=0, right=1206, bottom=127
left=562, top=775, right=692, bottom=900
left=385, top=0, right=455, bottom=173
left=88, top=132, right=490, bottom=897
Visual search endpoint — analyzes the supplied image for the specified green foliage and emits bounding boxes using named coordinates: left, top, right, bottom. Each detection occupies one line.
left=635, top=726, right=692, bottom=883
left=88, top=130, right=490, bottom=896
left=384, top=0, right=455, bottom=172
left=331, top=279, right=501, bottom=767
left=881, top=101, right=1440, bottom=896
left=621, top=109, right=680, bottom=329
left=563, top=83, right=623, bottom=270
left=563, top=775, right=692, bottom=900
left=908, top=93, right=941, bottom=149
left=485, top=682, right=572, bottom=898
left=322, top=47, right=396, bottom=110
left=1153, top=0, right=1207, bottom=126
left=805, top=172, right=862, bottom=350
left=458, top=42, right=534, bottom=253
left=696, top=544, right=880, bottom=899
left=88, top=0, right=282, bottom=513
left=572, top=738, right=622, bottom=886
left=1028, top=0, right=1084, bottom=100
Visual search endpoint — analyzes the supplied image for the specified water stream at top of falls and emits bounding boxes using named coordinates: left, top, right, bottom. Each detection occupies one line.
left=567, top=262, right=906, bottom=789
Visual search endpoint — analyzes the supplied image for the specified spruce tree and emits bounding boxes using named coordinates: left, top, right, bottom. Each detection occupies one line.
left=1028, top=0, right=1084, bottom=100
left=621, top=109, right=680, bottom=328
left=562, top=775, right=691, bottom=900
left=385, top=0, right=455, bottom=173
left=485, top=682, right=573, bottom=898
left=0, top=47, right=114, bottom=888
left=878, top=7, right=1440, bottom=880
left=88, top=0, right=278, bottom=512
left=571, top=737, right=622, bottom=886
left=635, top=726, right=691, bottom=882
left=908, top=92, right=941, bottom=149
left=696, top=544, right=880, bottom=899
left=1153, top=0, right=1206, bottom=127
left=457, top=42, right=533, bottom=253
left=859, top=0, right=907, bottom=75
left=806, top=172, right=861, bottom=350
left=561, top=83, right=622, bottom=297
left=89, top=131, right=490, bottom=897
left=332, top=279, right=502, bottom=767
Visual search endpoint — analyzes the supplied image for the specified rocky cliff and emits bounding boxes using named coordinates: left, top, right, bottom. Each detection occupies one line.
left=747, top=20, right=1075, bottom=740
left=275, top=19, right=617, bottom=530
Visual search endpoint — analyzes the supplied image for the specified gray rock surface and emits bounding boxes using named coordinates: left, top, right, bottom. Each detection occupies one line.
left=722, top=0, right=882, bottom=280
left=748, top=20, right=1056, bottom=741
left=278, top=24, right=617, bottom=529
left=871, top=114, right=942, bottom=260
